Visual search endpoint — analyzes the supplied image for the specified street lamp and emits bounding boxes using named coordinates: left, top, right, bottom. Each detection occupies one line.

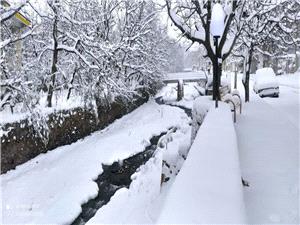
left=210, top=3, right=225, bottom=108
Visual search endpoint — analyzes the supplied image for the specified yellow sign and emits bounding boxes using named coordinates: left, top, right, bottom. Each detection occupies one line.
left=15, top=11, right=31, bottom=27
left=2, top=0, right=31, bottom=27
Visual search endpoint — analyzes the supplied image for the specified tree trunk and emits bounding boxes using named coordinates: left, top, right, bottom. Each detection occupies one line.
left=47, top=16, right=58, bottom=108
left=242, top=44, right=253, bottom=102
left=67, top=68, right=77, bottom=100
left=295, top=53, right=300, bottom=72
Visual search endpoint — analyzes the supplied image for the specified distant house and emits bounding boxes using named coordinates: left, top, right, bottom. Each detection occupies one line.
left=1, top=0, right=31, bottom=71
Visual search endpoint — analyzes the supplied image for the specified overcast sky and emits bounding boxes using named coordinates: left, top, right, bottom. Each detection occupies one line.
left=155, top=0, right=200, bottom=51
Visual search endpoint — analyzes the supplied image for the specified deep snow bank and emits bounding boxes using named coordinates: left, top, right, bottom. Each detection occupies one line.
left=157, top=103, right=246, bottom=224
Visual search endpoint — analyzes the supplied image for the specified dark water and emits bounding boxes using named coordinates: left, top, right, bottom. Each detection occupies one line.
left=71, top=96, right=193, bottom=225
left=71, top=130, right=169, bottom=225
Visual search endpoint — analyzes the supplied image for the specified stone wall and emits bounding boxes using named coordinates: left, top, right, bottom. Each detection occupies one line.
left=1, top=96, right=148, bottom=174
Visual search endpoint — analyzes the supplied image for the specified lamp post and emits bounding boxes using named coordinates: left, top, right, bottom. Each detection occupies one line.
left=210, top=3, right=225, bottom=108
left=234, top=63, right=238, bottom=89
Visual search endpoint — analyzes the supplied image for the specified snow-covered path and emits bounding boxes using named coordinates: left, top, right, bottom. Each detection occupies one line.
left=235, top=92, right=299, bottom=223
left=264, top=85, right=299, bottom=129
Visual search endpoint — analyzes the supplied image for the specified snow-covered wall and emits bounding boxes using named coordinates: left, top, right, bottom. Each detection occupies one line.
left=1, top=97, right=147, bottom=174
left=157, top=103, right=246, bottom=223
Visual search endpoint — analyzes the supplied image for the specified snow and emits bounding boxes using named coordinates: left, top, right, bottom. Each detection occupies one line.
left=2, top=69, right=298, bottom=224
left=252, top=71, right=299, bottom=126
left=276, top=73, right=300, bottom=89
left=253, top=67, right=279, bottom=91
left=210, top=3, right=225, bottom=37
left=264, top=86, right=299, bottom=129
left=234, top=73, right=299, bottom=224
left=224, top=0, right=233, bottom=15
left=166, top=71, right=206, bottom=80
left=0, top=100, right=190, bottom=224
left=191, top=96, right=213, bottom=141
left=87, top=124, right=193, bottom=224
left=255, top=67, right=276, bottom=78
left=87, top=150, right=163, bottom=224
left=157, top=103, right=246, bottom=224
left=192, top=96, right=212, bottom=119
left=161, top=125, right=192, bottom=181
left=193, top=29, right=205, bottom=40
left=156, top=81, right=204, bottom=105
left=236, top=94, right=299, bottom=223
left=232, top=88, right=240, bottom=96
left=156, top=83, right=177, bottom=102
left=0, top=90, right=84, bottom=125
left=169, top=9, right=205, bottom=42
left=222, top=93, right=241, bottom=112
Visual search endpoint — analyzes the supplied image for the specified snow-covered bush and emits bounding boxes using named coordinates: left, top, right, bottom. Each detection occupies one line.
left=158, top=127, right=191, bottom=183
left=0, top=0, right=174, bottom=139
left=191, top=96, right=212, bottom=142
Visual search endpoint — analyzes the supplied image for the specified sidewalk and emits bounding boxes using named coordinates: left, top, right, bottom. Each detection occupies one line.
left=235, top=93, right=299, bottom=223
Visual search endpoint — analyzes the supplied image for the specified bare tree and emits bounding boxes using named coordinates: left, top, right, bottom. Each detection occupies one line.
left=165, top=0, right=246, bottom=100
left=233, top=0, right=300, bottom=102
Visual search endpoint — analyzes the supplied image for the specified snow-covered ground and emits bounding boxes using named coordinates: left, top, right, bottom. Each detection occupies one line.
left=0, top=101, right=190, bottom=224
left=263, top=73, right=300, bottom=129
left=1, top=71, right=299, bottom=224
left=86, top=150, right=164, bottom=224
left=264, top=85, right=299, bottom=129
left=234, top=73, right=299, bottom=224
left=87, top=86, right=246, bottom=224
left=276, top=73, right=300, bottom=89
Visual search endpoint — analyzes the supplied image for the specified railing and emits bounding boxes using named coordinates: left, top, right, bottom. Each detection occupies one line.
left=221, top=89, right=242, bottom=123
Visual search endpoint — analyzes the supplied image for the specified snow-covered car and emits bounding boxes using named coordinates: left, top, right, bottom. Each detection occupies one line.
left=253, top=68, right=279, bottom=97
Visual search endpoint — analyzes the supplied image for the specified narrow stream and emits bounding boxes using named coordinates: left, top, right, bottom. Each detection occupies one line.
left=155, top=97, right=192, bottom=118
left=71, top=130, right=171, bottom=225
left=71, top=98, right=192, bottom=225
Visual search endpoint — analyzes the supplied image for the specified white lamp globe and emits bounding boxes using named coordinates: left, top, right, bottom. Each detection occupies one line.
left=210, top=3, right=225, bottom=37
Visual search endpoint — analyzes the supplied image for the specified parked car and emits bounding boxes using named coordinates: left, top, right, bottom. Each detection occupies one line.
left=253, top=68, right=279, bottom=97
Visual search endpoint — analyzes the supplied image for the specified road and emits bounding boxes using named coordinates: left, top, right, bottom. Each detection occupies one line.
left=263, top=85, right=299, bottom=130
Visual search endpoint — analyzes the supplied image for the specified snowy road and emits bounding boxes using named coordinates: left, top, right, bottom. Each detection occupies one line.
left=235, top=82, right=299, bottom=223
left=264, top=85, right=299, bottom=129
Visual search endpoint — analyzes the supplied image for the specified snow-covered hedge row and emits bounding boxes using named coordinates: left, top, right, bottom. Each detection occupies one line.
left=157, top=103, right=246, bottom=223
